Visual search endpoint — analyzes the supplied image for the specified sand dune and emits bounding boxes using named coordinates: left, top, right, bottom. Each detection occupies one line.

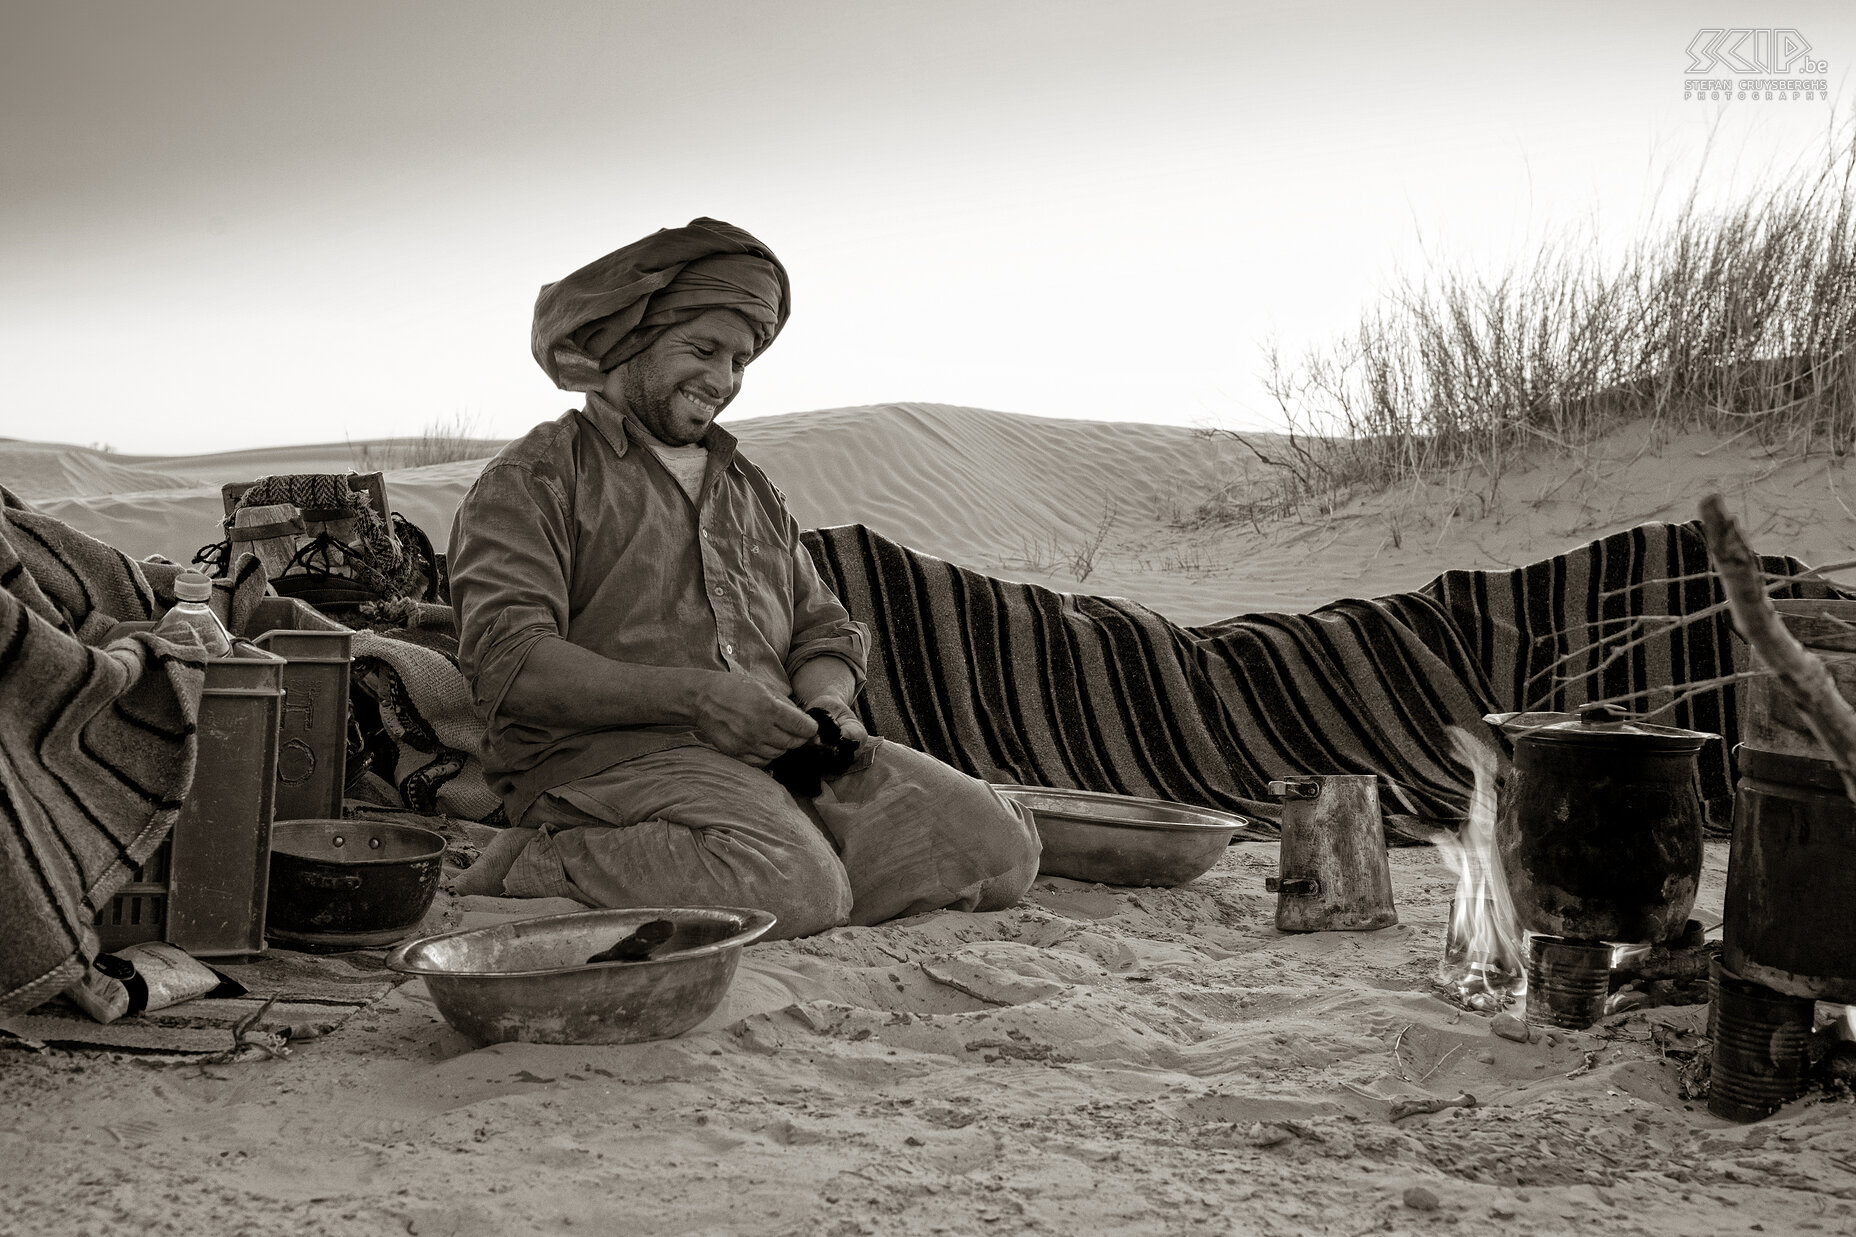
left=11, top=404, right=1856, bottom=623
left=0, top=440, right=196, bottom=502
left=735, top=402, right=1256, bottom=564
left=12, top=447, right=495, bottom=569
left=6, top=405, right=1269, bottom=618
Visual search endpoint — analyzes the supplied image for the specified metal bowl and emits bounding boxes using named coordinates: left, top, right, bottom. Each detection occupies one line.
left=267, top=819, right=448, bottom=951
left=385, top=906, right=777, bottom=1045
left=996, top=786, right=1248, bottom=887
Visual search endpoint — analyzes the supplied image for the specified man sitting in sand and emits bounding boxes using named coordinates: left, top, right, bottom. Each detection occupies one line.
left=447, top=218, right=1040, bottom=938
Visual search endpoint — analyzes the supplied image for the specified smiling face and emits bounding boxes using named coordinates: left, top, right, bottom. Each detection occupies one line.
left=602, top=309, right=757, bottom=446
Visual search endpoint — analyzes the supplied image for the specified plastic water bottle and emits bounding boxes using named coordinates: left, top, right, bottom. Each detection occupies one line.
left=154, top=572, right=234, bottom=657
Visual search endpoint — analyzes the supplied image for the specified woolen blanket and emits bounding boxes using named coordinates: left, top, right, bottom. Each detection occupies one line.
left=0, top=492, right=265, bottom=1015
left=805, top=521, right=1830, bottom=832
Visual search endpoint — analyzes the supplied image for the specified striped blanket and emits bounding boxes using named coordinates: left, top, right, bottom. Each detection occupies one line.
left=341, top=520, right=1830, bottom=842
left=804, top=521, right=1831, bottom=833
left=0, top=491, right=267, bottom=1015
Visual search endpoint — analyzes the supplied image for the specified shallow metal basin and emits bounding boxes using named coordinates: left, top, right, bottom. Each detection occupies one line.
left=996, top=785, right=1248, bottom=887
left=385, top=906, right=776, bottom=1045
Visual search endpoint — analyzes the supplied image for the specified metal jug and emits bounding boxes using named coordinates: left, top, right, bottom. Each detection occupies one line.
left=1488, top=703, right=1715, bottom=944
left=1265, top=774, right=1398, bottom=932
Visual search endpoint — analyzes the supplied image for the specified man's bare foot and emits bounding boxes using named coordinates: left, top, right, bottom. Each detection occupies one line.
left=452, top=827, right=535, bottom=896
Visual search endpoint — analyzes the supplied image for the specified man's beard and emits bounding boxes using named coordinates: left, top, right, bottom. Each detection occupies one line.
left=624, top=354, right=709, bottom=446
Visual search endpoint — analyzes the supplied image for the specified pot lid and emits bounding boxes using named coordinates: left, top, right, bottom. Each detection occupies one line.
left=1483, top=702, right=1717, bottom=751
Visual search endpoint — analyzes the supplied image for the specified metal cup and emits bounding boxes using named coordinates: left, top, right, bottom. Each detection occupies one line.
left=1524, top=936, right=1611, bottom=1029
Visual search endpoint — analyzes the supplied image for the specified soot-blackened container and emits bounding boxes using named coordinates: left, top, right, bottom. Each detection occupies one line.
left=1488, top=704, right=1714, bottom=944
left=1524, top=936, right=1612, bottom=1030
left=1707, top=957, right=1817, bottom=1123
left=1725, top=746, right=1856, bottom=1004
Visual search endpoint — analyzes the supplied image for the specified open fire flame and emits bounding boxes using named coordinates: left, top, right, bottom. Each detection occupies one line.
left=1435, top=728, right=1528, bottom=1010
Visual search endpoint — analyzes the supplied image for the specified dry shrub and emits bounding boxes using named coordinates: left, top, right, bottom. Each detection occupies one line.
left=1200, top=119, right=1856, bottom=524
left=404, top=412, right=491, bottom=468
left=1067, top=499, right=1118, bottom=582
left=349, top=413, right=494, bottom=472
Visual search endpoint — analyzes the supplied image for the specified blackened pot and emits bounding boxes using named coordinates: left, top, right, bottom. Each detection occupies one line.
left=267, top=818, right=446, bottom=950
left=1489, top=704, right=1712, bottom=943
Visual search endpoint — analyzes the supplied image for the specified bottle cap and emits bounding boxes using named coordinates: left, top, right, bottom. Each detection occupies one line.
left=173, top=572, right=213, bottom=602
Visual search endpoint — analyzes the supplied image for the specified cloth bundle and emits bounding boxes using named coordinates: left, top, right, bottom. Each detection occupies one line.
left=344, top=622, right=506, bottom=825
left=0, top=490, right=266, bottom=1015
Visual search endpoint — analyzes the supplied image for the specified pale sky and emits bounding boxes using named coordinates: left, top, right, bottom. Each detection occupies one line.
left=2, top=1, right=1851, bottom=455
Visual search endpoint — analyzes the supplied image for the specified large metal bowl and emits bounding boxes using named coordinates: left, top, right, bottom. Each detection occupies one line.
left=385, top=906, right=776, bottom=1046
left=996, top=786, right=1248, bottom=887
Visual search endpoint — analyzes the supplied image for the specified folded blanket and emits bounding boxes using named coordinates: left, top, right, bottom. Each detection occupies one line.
left=345, top=519, right=1830, bottom=840
left=0, top=491, right=267, bottom=1015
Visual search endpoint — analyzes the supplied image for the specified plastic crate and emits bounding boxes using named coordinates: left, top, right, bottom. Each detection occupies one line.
left=242, top=597, right=353, bottom=822
left=95, top=641, right=285, bottom=957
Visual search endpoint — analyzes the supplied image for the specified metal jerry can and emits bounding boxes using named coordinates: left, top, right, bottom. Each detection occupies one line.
left=1265, top=774, right=1398, bottom=932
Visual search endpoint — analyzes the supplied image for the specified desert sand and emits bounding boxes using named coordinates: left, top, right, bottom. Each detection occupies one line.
left=2, top=406, right=1853, bottom=1237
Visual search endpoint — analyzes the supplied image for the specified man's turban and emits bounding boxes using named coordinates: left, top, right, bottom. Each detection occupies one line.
left=531, top=218, right=791, bottom=393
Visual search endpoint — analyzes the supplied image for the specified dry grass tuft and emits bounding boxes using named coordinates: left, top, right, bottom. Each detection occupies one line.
left=1066, top=499, right=1118, bottom=582
left=1194, top=120, right=1856, bottom=527
left=349, top=413, right=494, bottom=472
left=403, top=412, right=491, bottom=468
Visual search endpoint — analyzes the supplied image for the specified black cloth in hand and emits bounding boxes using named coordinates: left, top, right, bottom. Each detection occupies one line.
left=767, top=708, right=861, bottom=799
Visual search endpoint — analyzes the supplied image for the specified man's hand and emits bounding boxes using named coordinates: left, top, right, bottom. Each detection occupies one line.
left=814, top=703, right=869, bottom=750
left=790, top=656, right=871, bottom=772
left=802, top=695, right=873, bottom=773
left=693, top=673, right=818, bottom=766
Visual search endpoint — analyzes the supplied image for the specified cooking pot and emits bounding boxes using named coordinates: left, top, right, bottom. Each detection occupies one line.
left=267, top=818, right=447, bottom=950
left=1487, top=703, right=1715, bottom=943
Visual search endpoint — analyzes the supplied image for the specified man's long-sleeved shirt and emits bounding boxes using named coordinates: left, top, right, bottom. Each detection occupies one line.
left=449, top=393, right=869, bottom=824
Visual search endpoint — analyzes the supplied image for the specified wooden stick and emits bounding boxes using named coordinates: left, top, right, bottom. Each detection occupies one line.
left=1388, top=1092, right=1477, bottom=1121
left=1698, top=494, right=1856, bottom=805
left=1609, top=941, right=1721, bottom=984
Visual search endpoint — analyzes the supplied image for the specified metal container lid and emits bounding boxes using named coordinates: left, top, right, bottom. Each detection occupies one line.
left=1484, top=702, right=1717, bottom=752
